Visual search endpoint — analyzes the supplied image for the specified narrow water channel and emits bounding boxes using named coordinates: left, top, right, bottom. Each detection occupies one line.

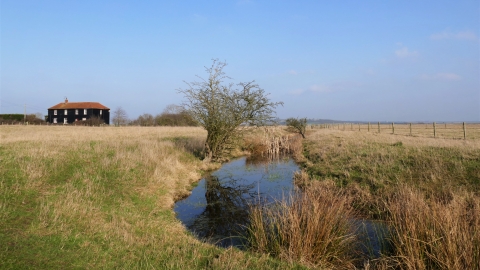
left=174, top=156, right=298, bottom=248
left=174, top=156, right=390, bottom=259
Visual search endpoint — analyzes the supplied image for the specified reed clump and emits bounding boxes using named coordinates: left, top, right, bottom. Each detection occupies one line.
left=293, top=169, right=310, bottom=188
left=247, top=184, right=359, bottom=269
left=379, top=186, right=480, bottom=269
left=243, top=127, right=303, bottom=159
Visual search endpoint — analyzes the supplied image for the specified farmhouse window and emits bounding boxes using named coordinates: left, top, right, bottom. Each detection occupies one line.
left=64, top=109, right=68, bottom=115
left=54, top=110, right=57, bottom=115
left=75, top=109, right=78, bottom=115
left=82, top=118, right=86, bottom=121
left=64, top=118, right=67, bottom=124
left=84, top=109, right=87, bottom=115
left=53, top=118, right=57, bottom=123
left=100, top=110, right=102, bottom=115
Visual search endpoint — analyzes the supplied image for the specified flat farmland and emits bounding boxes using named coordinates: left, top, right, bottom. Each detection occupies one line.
left=316, top=123, right=480, bottom=140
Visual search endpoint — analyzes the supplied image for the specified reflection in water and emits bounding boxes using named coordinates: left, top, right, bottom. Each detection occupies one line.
left=174, top=156, right=298, bottom=248
left=175, top=156, right=390, bottom=259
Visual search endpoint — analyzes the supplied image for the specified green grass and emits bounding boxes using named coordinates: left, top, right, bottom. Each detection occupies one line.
left=296, top=129, right=480, bottom=269
left=0, top=126, right=302, bottom=270
left=302, top=136, right=480, bottom=196
left=5, top=126, right=477, bottom=269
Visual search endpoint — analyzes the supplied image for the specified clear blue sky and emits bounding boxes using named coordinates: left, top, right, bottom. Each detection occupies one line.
left=1, top=0, right=479, bottom=122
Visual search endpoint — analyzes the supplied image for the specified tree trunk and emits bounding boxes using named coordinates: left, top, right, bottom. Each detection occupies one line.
left=203, top=142, right=213, bottom=162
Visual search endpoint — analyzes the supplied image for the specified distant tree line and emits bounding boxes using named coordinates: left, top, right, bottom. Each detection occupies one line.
left=113, top=104, right=198, bottom=127
left=0, top=113, right=46, bottom=125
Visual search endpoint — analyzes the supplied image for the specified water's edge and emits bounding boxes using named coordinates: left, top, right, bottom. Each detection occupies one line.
left=175, top=156, right=297, bottom=248
left=174, top=155, right=390, bottom=258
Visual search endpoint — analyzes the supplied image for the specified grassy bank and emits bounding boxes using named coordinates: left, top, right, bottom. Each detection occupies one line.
left=292, top=129, right=479, bottom=269
left=3, top=126, right=478, bottom=269
left=0, top=126, right=300, bottom=269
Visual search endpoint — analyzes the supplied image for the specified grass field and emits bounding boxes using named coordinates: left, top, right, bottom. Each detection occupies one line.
left=0, top=126, right=302, bottom=269
left=2, top=125, right=479, bottom=269
left=314, top=123, right=480, bottom=140
left=296, top=128, right=480, bottom=269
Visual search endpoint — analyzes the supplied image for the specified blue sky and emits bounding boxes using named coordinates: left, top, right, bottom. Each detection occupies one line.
left=1, top=0, right=479, bottom=121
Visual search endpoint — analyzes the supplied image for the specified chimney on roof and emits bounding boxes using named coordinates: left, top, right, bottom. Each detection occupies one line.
left=65, top=97, right=68, bottom=104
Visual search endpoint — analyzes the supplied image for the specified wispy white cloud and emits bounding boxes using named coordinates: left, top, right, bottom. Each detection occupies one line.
left=395, top=46, right=419, bottom=58
left=287, top=80, right=362, bottom=96
left=309, top=81, right=363, bottom=94
left=430, top=30, right=478, bottom=41
left=419, top=72, right=462, bottom=81
left=281, top=69, right=315, bottom=76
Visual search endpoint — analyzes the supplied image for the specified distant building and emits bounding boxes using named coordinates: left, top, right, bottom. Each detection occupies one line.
left=47, top=99, right=110, bottom=125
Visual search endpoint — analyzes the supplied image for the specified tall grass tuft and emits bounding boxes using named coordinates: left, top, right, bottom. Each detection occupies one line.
left=382, top=186, right=480, bottom=269
left=247, top=184, right=359, bottom=269
left=243, top=126, right=303, bottom=159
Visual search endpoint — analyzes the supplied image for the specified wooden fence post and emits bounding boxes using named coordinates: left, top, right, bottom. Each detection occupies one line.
left=378, top=122, right=380, bottom=133
left=368, top=122, right=370, bottom=132
left=358, top=123, right=360, bottom=131
left=433, top=122, right=436, bottom=138
left=463, top=122, right=466, bottom=140
left=392, top=122, right=395, bottom=134
left=409, top=123, right=412, bottom=136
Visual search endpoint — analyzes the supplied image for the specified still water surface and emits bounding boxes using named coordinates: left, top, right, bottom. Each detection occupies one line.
left=175, top=156, right=389, bottom=258
left=174, top=156, right=298, bottom=248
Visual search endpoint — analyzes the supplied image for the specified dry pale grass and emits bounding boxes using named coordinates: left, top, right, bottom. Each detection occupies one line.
left=248, top=182, right=358, bottom=269
left=303, top=129, right=480, bottom=197
left=314, top=123, right=480, bottom=140
left=243, top=126, right=303, bottom=159
left=299, top=128, right=480, bottom=269
left=0, top=125, right=295, bottom=269
left=1, top=125, right=207, bottom=143
left=307, top=128, right=480, bottom=149
left=380, top=186, right=480, bottom=270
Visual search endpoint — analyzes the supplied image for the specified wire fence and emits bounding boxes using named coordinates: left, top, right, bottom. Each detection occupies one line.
left=311, top=122, right=480, bottom=140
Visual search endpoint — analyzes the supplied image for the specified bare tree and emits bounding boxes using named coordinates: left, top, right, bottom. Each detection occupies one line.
left=162, top=104, right=184, bottom=115
left=155, top=104, right=198, bottom=126
left=132, top=113, right=154, bottom=126
left=25, top=113, right=46, bottom=125
left=178, top=59, right=283, bottom=162
left=112, top=107, right=128, bottom=126
left=286, top=117, right=307, bottom=138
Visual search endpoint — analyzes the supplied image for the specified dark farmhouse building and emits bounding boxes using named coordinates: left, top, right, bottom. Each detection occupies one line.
left=47, top=99, right=110, bottom=125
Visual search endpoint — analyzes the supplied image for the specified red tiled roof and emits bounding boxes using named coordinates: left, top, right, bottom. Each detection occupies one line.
left=48, top=102, right=109, bottom=110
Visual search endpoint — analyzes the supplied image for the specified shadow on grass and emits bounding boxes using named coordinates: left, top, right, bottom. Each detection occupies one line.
left=163, top=136, right=205, bottom=159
